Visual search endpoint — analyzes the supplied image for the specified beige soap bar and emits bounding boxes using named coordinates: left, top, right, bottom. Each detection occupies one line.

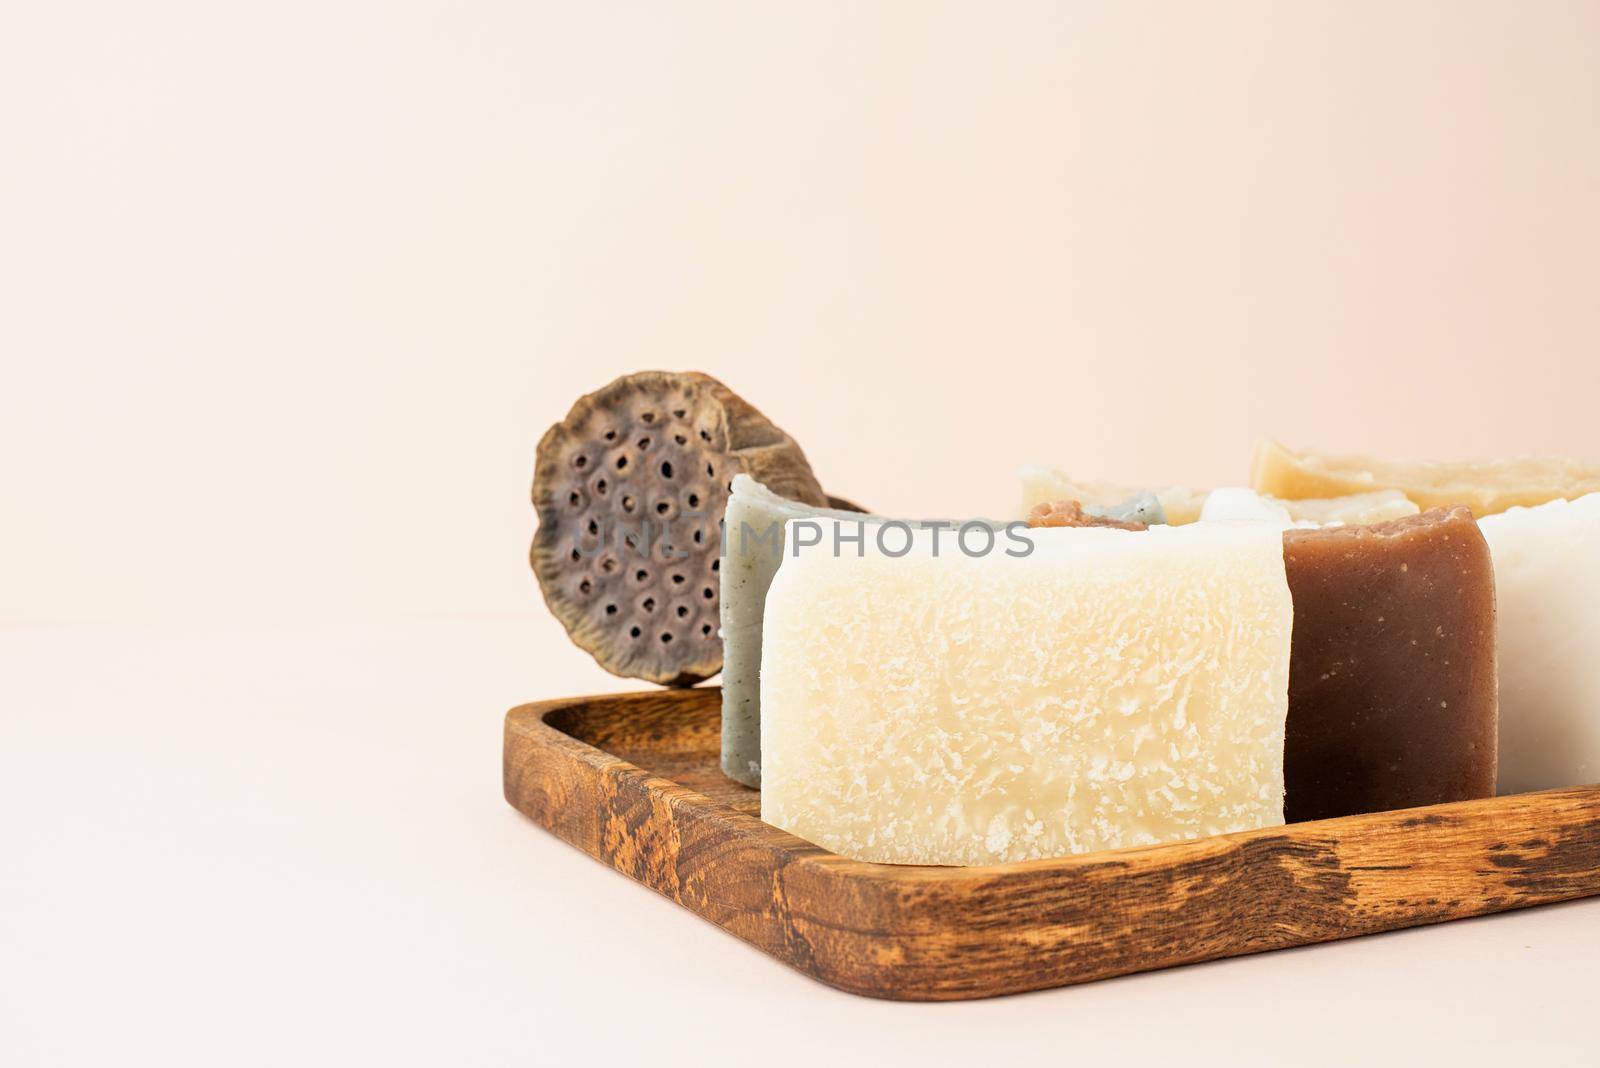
left=760, top=522, right=1293, bottom=865
left=1020, top=466, right=1417, bottom=527
left=1251, top=439, right=1600, bottom=517
left=1273, top=490, right=1419, bottom=525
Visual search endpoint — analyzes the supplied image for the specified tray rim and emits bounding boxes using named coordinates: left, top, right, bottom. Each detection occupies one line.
left=504, top=687, right=1600, bottom=1000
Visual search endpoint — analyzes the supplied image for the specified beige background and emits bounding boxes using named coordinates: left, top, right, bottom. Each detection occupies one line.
left=5, top=0, right=1599, bottom=627
left=7, top=4, right=1600, bottom=1063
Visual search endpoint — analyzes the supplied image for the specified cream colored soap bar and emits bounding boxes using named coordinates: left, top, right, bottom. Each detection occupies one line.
left=1275, top=490, right=1418, bottom=525
left=1480, top=493, right=1600, bottom=794
left=760, top=522, right=1294, bottom=865
left=721, top=475, right=1015, bottom=787
left=1251, top=439, right=1600, bottom=517
left=1020, top=466, right=1417, bottom=527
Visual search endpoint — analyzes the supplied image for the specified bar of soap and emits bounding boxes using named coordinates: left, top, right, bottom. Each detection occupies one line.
left=1020, top=466, right=1418, bottom=526
left=1087, top=491, right=1166, bottom=526
left=760, top=522, right=1293, bottom=865
left=1479, top=493, right=1600, bottom=794
left=1026, top=499, right=1147, bottom=530
left=720, top=475, right=890, bottom=787
left=1201, top=487, right=1299, bottom=524
left=1020, top=467, right=1206, bottom=524
left=1025, top=493, right=1498, bottom=820
left=1274, top=490, right=1419, bottom=526
left=1282, top=507, right=1499, bottom=821
left=721, top=476, right=1015, bottom=787
left=1252, top=438, right=1600, bottom=517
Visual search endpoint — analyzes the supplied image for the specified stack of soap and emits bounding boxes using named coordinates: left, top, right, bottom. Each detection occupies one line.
left=1020, top=466, right=1419, bottom=526
left=1027, top=492, right=1500, bottom=821
left=1254, top=441, right=1600, bottom=794
left=759, top=522, right=1293, bottom=865
left=1282, top=507, right=1498, bottom=820
left=1480, top=494, right=1600, bottom=794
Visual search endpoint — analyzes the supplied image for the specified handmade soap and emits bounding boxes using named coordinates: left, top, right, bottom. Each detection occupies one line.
left=1252, top=438, right=1600, bottom=517
left=1200, top=487, right=1302, bottom=524
left=1089, top=491, right=1166, bottom=526
left=720, top=475, right=891, bottom=787
left=1198, top=486, right=1421, bottom=527
left=1020, top=467, right=1206, bottom=524
left=1281, top=508, right=1498, bottom=821
left=1026, top=499, right=1146, bottom=530
left=1025, top=496, right=1498, bottom=820
left=1275, top=490, right=1418, bottom=526
left=760, top=522, right=1293, bottom=865
left=1020, top=466, right=1417, bottom=526
left=1480, top=494, right=1600, bottom=794
left=721, top=476, right=1017, bottom=787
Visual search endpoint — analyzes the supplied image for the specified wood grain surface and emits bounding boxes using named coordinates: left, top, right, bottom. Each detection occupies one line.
left=503, top=688, right=1600, bottom=1001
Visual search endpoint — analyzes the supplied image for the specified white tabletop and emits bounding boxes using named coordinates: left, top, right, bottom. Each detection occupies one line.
left=5, top=618, right=1594, bottom=1066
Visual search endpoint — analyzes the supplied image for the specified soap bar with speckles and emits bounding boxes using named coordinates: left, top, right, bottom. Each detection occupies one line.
left=1282, top=507, right=1498, bottom=821
left=760, top=522, right=1293, bottom=865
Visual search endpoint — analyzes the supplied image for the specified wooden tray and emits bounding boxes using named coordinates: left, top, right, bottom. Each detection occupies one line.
left=503, top=688, right=1600, bottom=1001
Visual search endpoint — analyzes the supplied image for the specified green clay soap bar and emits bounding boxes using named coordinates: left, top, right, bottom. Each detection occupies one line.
left=720, top=476, right=891, bottom=787
left=1087, top=491, right=1167, bottom=526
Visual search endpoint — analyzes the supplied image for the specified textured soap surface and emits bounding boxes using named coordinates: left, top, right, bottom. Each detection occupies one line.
left=1282, top=507, right=1498, bottom=821
left=1480, top=493, right=1600, bottom=794
left=1024, top=495, right=1492, bottom=820
left=760, top=523, right=1293, bottom=865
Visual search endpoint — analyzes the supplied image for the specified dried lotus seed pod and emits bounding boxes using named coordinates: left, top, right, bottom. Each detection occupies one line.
left=532, top=371, right=829, bottom=686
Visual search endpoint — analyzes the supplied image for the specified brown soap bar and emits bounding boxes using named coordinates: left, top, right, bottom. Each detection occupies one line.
left=1283, top=507, right=1497, bottom=822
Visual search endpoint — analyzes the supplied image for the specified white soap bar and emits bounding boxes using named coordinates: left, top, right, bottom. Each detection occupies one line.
left=1199, top=487, right=1295, bottom=524
left=1479, top=493, right=1600, bottom=794
left=760, top=522, right=1293, bottom=865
